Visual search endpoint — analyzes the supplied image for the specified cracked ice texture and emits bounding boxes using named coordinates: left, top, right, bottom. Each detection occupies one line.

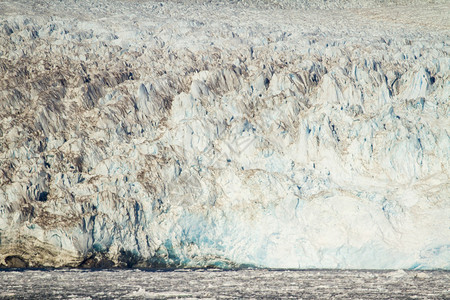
left=0, top=0, right=449, bottom=269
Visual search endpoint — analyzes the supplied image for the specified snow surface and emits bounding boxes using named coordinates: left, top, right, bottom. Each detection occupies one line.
left=0, top=0, right=449, bottom=269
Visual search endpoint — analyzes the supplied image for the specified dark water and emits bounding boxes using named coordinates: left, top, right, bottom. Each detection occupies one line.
left=0, top=269, right=449, bottom=299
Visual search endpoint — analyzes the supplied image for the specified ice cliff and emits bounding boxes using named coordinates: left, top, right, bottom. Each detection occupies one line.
left=0, top=0, right=449, bottom=269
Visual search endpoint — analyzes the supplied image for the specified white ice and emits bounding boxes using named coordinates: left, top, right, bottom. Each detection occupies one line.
left=0, top=0, right=449, bottom=269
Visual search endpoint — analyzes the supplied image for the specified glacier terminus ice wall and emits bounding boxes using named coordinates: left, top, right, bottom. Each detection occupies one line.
left=0, top=0, right=449, bottom=269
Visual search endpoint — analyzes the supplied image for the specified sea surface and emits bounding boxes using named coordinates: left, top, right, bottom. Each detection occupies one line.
left=0, top=269, right=449, bottom=299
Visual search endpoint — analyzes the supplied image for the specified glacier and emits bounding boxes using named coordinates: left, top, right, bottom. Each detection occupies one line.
left=0, top=0, right=449, bottom=269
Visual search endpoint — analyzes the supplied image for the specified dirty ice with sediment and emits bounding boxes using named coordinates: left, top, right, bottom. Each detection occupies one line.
left=0, top=0, right=449, bottom=270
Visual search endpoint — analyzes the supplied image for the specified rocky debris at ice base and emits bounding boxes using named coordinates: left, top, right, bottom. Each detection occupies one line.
left=0, top=0, right=449, bottom=269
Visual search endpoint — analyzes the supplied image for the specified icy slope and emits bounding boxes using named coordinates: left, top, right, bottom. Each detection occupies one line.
left=0, top=0, right=449, bottom=269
